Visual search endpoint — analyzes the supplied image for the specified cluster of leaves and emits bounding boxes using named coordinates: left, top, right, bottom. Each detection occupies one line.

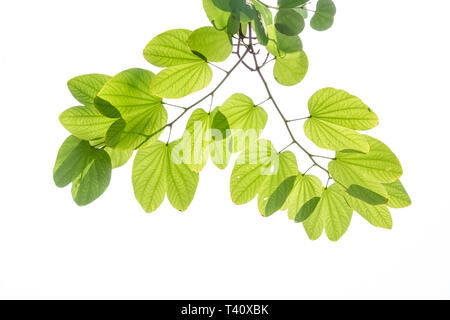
left=54, top=0, right=411, bottom=241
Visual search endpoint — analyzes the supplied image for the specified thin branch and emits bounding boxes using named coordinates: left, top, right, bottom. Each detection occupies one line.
left=248, top=24, right=330, bottom=176
left=163, top=102, right=187, bottom=110
left=208, top=62, right=228, bottom=74
left=286, top=116, right=310, bottom=123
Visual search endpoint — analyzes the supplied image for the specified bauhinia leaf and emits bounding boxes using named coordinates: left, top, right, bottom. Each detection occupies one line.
left=132, top=140, right=199, bottom=213
left=287, top=174, right=323, bottom=221
left=335, top=135, right=403, bottom=183
left=328, top=160, right=388, bottom=205
left=266, top=24, right=303, bottom=57
left=275, top=8, right=305, bottom=36
left=143, top=29, right=203, bottom=68
left=278, top=0, right=308, bottom=8
left=344, top=193, right=393, bottom=230
left=149, top=61, right=213, bottom=99
left=310, top=0, right=336, bottom=31
left=187, top=26, right=232, bottom=62
left=258, top=151, right=299, bottom=216
left=203, top=0, right=231, bottom=31
left=230, top=139, right=277, bottom=205
left=220, top=93, right=268, bottom=152
left=304, top=117, right=370, bottom=153
left=54, top=136, right=112, bottom=206
left=98, top=68, right=167, bottom=149
left=105, top=148, right=133, bottom=169
left=303, top=184, right=353, bottom=241
left=273, top=50, right=308, bottom=86
left=67, top=74, right=111, bottom=107
left=59, top=106, right=117, bottom=142
left=384, top=180, right=412, bottom=208
left=308, top=88, right=379, bottom=130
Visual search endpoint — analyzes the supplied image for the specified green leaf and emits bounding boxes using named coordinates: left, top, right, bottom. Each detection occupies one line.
left=278, top=0, right=308, bottom=8
left=266, top=25, right=303, bottom=57
left=132, top=141, right=168, bottom=213
left=98, top=68, right=167, bottom=149
left=105, top=118, right=126, bottom=148
left=253, top=15, right=269, bottom=45
left=258, top=151, right=299, bottom=217
left=143, top=29, right=202, bottom=68
left=251, top=0, right=273, bottom=46
left=384, top=180, right=412, bottom=208
left=328, top=160, right=388, bottom=205
left=303, top=184, right=353, bottom=241
left=71, top=148, right=112, bottom=206
left=310, top=0, right=336, bottom=31
left=94, top=96, right=121, bottom=119
left=252, top=0, right=273, bottom=25
left=203, top=0, right=231, bottom=30
left=132, top=140, right=199, bottom=213
left=335, top=135, right=403, bottom=183
left=287, top=174, right=323, bottom=221
left=188, top=27, right=232, bottom=62
left=54, top=136, right=91, bottom=188
left=105, top=148, right=133, bottom=169
left=308, top=88, right=379, bottom=130
left=220, top=93, right=268, bottom=152
left=304, top=118, right=370, bottom=153
left=59, top=106, right=116, bottom=141
left=210, top=108, right=233, bottom=169
left=230, top=139, right=277, bottom=204
left=182, top=108, right=213, bottom=173
left=149, top=61, right=213, bottom=99
left=273, top=50, right=308, bottom=86
left=67, top=74, right=111, bottom=107
left=275, top=8, right=305, bottom=36
left=344, top=193, right=393, bottom=230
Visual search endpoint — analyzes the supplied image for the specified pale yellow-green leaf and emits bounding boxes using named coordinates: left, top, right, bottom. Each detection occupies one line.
left=105, top=148, right=133, bottom=169
left=143, top=29, right=202, bottom=67
left=59, top=105, right=117, bottom=142
left=187, top=26, right=232, bottom=62
left=309, top=87, right=379, bottom=130
left=149, top=61, right=213, bottom=99
left=384, top=180, right=412, bottom=208
left=287, top=174, right=323, bottom=220
left=344, top=193, right=393, bottom=230
left=273, top=51, right=308, bottom=86
left=304, top=118, right=370, bottom=153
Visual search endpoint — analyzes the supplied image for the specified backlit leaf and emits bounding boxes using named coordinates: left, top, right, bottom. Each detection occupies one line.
left=67, top=74, right=111, bottom=107
left=275, top=8, right=305, bottom=36
left=287, top=174, right=323, bottom=221
left=188, top=27, right=232, bottom=62
left=311, top=0, right=336, bottom=31
left=98, top=68, right=167, bottom=149
left=273, top=50, right=308, bottom=86
left=304, top=117, right=370, bottom=152
left=149, top=61, right=213, bottom=99
left=105, top=148, right=133, bottom=169
left=384, top=180, right=412, bottom=208
left=309, top=88, right=379, bottom=130
left=143, top=29, right=202, bottom=68
left=344, top=193, right=393, bottom=230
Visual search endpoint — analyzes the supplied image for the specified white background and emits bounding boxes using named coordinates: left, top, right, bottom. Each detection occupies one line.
left=0, top=0, right=449, bottom=299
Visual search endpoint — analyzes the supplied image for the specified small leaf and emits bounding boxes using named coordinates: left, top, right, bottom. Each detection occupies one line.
left=344, top=193, right=393, bottom=230
left=287, top=174, right=323, bottom=221
left=273, top=50, right=308, bottom=86
left=275, top=8, right=305, bottom=36
left=149, top=61, right=213, bottom=99
left=188, top=27, right=232, bottom=62
left=308, top=88, right=379, bottom=130
left=59, top=106, right=116, bottom=142
left=304, top=118, right=370, bottom=153
left=310, top=0, right=336, bottom=31
left=67, top=74, right=111, bottom=107
left=143, top=29, right=202, bottom=68
left=384, top=180, right=412, bottom=208
left=266, top=25, right=303, bottom=57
